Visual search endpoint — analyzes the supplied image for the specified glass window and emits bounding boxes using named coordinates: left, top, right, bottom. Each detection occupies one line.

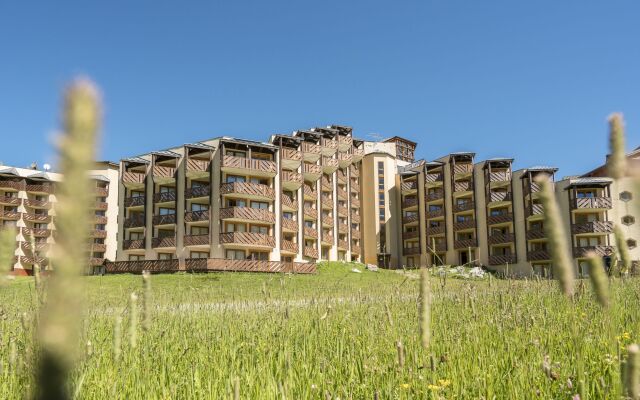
left=226, top=250, right=246, bottom=260
left=226, top=175, right=246, bottom=183
left=190, top=251, right=209, bottom=259
left=191, top=203, right=209, bottom=212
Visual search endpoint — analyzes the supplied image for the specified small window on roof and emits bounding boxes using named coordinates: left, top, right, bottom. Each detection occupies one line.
left=620, top=191, right=633, bottom=202
left=622, top=215, right=636, bottom=226
left=627, top=239, right=637, bottom=249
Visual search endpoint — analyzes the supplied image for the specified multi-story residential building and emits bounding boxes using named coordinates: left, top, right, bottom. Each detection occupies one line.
left=115, top=126, right=364, bottom=272
left=0, top=162, right=119, bottom=275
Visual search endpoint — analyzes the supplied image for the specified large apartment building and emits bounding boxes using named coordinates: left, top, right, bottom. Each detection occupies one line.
left=0, top=162, right=119, bottom=275
left=116, top=126, right=364, bottom=269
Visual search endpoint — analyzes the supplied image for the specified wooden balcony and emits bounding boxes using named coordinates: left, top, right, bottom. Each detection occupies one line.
left=221, top=155, right=277, bottom=177
left=351, top=213, right=361, bottom=224
left=403, top=247, right=420, bottom=256
left=322, top=215, right=334, bottom=227
left=428, top=242, right=447, bottom=252
left=454, top=181, right=473, bottom=192
left=426, top=209, right=444, bottom=219
left=152, top=213, right=176, bottom=226
left=0, top=180, right=25, bottom=191
left=571, top=197, right=612, bottom=210
left=21, top=240, right=50, bottom=253
left=571, top=221, right=613, bottom=235
left=487, top=213, right=513, bottom=225
left=351, top=148, right=364, bottom=161
left=281, top=239, right=298, bottom=254
left=338, top=153, right=352, bottom=168
left=184, top=210, right=210, bottom=223
left=90, top=243, right=107, bottom=252
left=302, top=142, right=321, bottom=162
left=93, top=215, right=108, bottom=224
left=282, top=217, right=298, bottom=232
left=303, top=163, right=322, bottom=182
left=20, top=256, right=48, bottom=267
left=402, top=197, right=418, bottom=209
left=425, top=173, right=444, bottom=183
left=454, top=238, right=477, bottom=249
left=303, top=184, right=317, bottom=200
left=453, top=201, right=474, bottom=213
left=0, top=211, right=21, bottom=221
left=25, top=183, right=54, bottom=194
left=281, top=195, right=297, bottom=211
left=92, top=201, right=108, bottom=210
left=454, top=219, right=475, bottom=230
left=337, top=205, right=348, bottom=217
left=304, top=226, right=318, bottom=239
left=350, top=197, right=360, bottom=208
left=403, top=230, right=419, bottom=240
left=526, top=228, right=546, bottom=240
left=0, top=196, right=21, bottom=206
left=220, top=232, right=275, bottom=248
left=122, top=171, right=146, bottom=187
left=403, top=214, right=419, bottom=224
left=220, top=182, right=275, bottom=201
left=152, top=236, right=176, bottom=248
left=525, top=182, right=542, bottom=196
left=488, top=232, right=515, bottom=245
left=304, top=206, right=318, bottom=219
left=89, top=229, right=108, bottom=239
left=186, top=159, right=211, bottom=176
left=89, top=258, right=105, bottom=267
left=338, top=135, right=352, bottom=150
left=527, top=250, right=550, bottom=262
left=184, top=234, right=210, bottom=247
left=321, top=138, right=338, bottom=156
left=282, top=171, right=303, bottom=191
left=573, top=245, right=615, bottom=258
left=220, top=207, right=275, bottom=224
left=124, top=214, right=146, bottom=228
left=322, top=176, right=333, bottom=191
left=488, top=191, right=512, bottom=203
left=453, top=164, right=473, bottom=175
left=338, top=223, right=348, bottom=234
left=153, top=165, right=176, bottom=182
left=526, top=204, right=544, bottom=217
left=185, top=185, right=210, bottom=199
left=124, top=195, right=145, bottom=207
left=21, top=227, right=51, bottom=238
left=351, top=230, right=361, bottom=239
left=95, top=186, right=109, bottom=197
left=322, top=157, right=339, bottom=174
left=426, top=191, right=444, bottom=202
left=304, top=246, right=318, bottom=259
left=401, top=181, right=418, bottom=192
left=336, top=239, right=348, bottom=250
left=153, top=191, right=177, bottom=204
left=321, top=232, right=334, bottom=245
left=488, top=171, right=511, bottom=183
left=351, top=244, right=361, bottom=254
left=23, top=213, right=50, bottom=223
left=489, top=254, right=517, bottom=265
left=122, top=239, right=145, bottom=250
left=426, top=225, right=445, bottom=235
left=321, top=195, right=333, bottom=209
left=350, top=181, right=360, bottom=192
left=281, top=148, right=302, bottom=170
left=337, top=169, right=347, bottom=183
left=350, top=166, right=360, bottom=178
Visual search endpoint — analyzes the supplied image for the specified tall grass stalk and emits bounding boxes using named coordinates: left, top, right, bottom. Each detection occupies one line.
left=585, top=251, right=609, bottom=308
left=35, top=78, right=101, bottom=400
left=0, top=227, right=16, bottom=285
left=607, top=113, right=627, bottom=179
left=625, top=344, right=640, bottom=399
left=419, top=266, right=431, bottom=350
left=613, top=225, right=632, bottom=276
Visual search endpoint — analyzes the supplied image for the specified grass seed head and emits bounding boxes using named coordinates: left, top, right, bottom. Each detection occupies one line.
left=607, top=113, right=627, bottom=180
left=585, top=251, right=610, bottom=308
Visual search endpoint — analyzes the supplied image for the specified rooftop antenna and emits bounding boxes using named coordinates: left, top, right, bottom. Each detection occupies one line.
left=43, top=163, right=51, bottom=172
left=30, top=162, right=38, bottom=170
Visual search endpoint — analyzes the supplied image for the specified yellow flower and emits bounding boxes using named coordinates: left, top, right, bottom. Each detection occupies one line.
left=400, top=383, right=410, bottom=389
left=623, top=332, right=631, bottom=340
left=428, top=384, right=441, bottom=391
left=438, top=379, right=451, bottom=387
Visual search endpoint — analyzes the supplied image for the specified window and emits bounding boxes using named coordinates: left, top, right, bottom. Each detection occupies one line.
left=159, top=208, right=175, bottom=215
left=158, top=253, right=173, bottom=260
left=250, top=225, right=269, bottom=234
left=226, top=150, right=245, bottom=158
left=628, top=239, right=637, bottom=249
left=620, top=191, right=633, bottom=202
left=250, top=177, right=268, bottom=185
left=226, top=175, right=246, bottom=183
left=131, top=190, right=144, bottom=198
left=190, top=251, right=209, bottom=259
left=159, top=186, right=175, bottom=193
left=622, top=215, right=635, bottom=226
left=129, top=255, right=143, bottom=261
left=226, top=250, right=245, bottom=260
left=191, top=203, right=209, bottom=212
left=191, top=180, right=207, bottom=188
left=251, top=201, right=268, bottom=210
left=226, top=199, right=246, bottom=207
left=249, top=252, right=268, bottom=260
left=129, top=231, right=143, bottom=240
left=283, top=212, right=294, bottom=220
left=226, top=223, right=246, bottom=233
left=191, top=226, right=209, bottom=235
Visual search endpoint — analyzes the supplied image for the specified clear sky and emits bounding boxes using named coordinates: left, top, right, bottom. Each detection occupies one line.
left=1, top=0, right=638, bottom=176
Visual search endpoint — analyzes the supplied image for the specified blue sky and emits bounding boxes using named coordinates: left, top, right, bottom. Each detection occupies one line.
left=1, top=0, right=638, bottom=176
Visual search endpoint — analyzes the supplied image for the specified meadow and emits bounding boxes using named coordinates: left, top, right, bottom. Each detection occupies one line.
left=1, top=262, right=638, bottom=399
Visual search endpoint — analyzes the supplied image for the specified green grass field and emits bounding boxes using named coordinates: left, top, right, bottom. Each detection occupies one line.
left=1, top=262, right=639, bottom=399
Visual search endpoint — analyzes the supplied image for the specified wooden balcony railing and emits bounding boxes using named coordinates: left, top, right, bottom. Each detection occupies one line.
left=338, top=136, right=352, bottom=148
left=571, top=197, right=612, bottom=210
left=184, top=234, right=210, bottom=246
left=426, top=225, right=445, bottom=235
left=220, top=182, right=275, bottom=200
left=489, top=171, right=511, bottom=183
left=303, top=185, right=317, bottom=199
left=426, top=209, right=444, bottom=219
left=321, top=138, right=338, bottom=151
left=281, top=239, right=298, bottom=253
left=282, top=217, right=298, bottom=231
left=337, top=169, right=347, bottom=183
left=322, top=157, right=339, bottom=171
left=304, top=206, right=318, bottom=219
left=303, top=163, right=322, bottom=177
left=403, top=230, right=419, bottom=240
left=571, top=221, right=613, bottom=234
left=184, top=210, right=210, bottom=223
left=23, top=213, right=50, bottom=223
left=153, top=191, right=177, bottom=203
left=351, top=230, right=361, bottom=239
left=322, top=215, right=334, bottom=227
left=304, top=226, right=318, bottom=239
left=321, top=232, right=334, bottom=244
left=302, top=142, right=321, bottom=156
left=337, top=188, right=348, bottom=200
left=25, top=183, right=54, bottom=194
left=402, top=197, right=418, bottom=208
left=304, top=246, right=318, bottom=259
left=89, top=229, right=108, bottom=239
left=337, top=205, right=348, bottom=217
left=186, top=159, right=210, bottom=173
left=454, top=219, right=475, bottom=230
left=322, top=176, right=332, bottom=191
left=487, top=213, right=513, bottom=225
left=573, top=245, right=615, bottom=258
left=0, top=196, right=21, bottom=206
left=352, top=148, right=364, bottom=159
left=488, top=232, right=515, bottom=245
left=351, top=244, right=361, bottom=254
left=428, top=242, right=447, bottom=252
left=281, top=195, right=297, bottom=210
left=152, top=213, right=176, bottom=225
left=21, top=227, right=50, bottom=238
left=488, top=191, right=512, bottom=203
left=281, top=148, right=302, bottom=163
left=453, top=164, right=473, bottom=175
left=321, top=195, right=333, bottom=208
left=124, top=214, right=146, bottom=228
left=425, top=173, right=444, bottom=183
left=338, top=223, right=348, bottom=234
left=350, top=181, right=360, bottom=192
left=20, top=256, right=48, bottom=267
left=90, top=243, right=107, bottom=252
left=219, top=207, right=275, bottom=224
left=401, top=181, right=418, bottom=191
left=351, top=197, right=361, bottom=208
left=403, top=214, right=419, bottom=224
left=526, top=228, right=546, bottom=240
left=527, top=250, right=550, bottom=262
left=0, top=211, right=21, bottom=220
left=93, top=201, right=109, bottom=210
left=454, top=238, right=478, bottom=249
left=185, top=185, right=210, bottom=199
left=526, top=204, right=544, bottom=217
left=21, top=240, right=49, bottom=252
left=351, top=213, right=361, bottom=224
left=122, top=239, right=145, bottom=250
left=95, top=186, right=109, bottom=197
left=489, top=254, right=517, bottom=265
left=220, top=232, right=275, bottom=247
left=122, top=171, right=146, bottom=185
left=282, top=171, right=303, bottom=186
left=350, top=166, right=360, bottom=177
left=152, top=236, right=176, bottom=248
left=338, top=153, right=352, bottom=165
left=0, top=180, right=25, bottom=191
left=153, top=165, right=176, bottom=179
left=453, top=201, right=474, bottom=212
left=93, top=215, right=108, bottom=224
left=124, top=195, right=145, bottom=207
left=221, top=155, right=277, bottom=174
left=454, top=181, right=473, bottom=192
left=426, top=191, right=444, bottom=202
left=403, top=247, right=420, bottom=256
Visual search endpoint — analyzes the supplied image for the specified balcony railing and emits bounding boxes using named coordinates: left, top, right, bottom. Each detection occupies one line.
left=303, top=185, right=317, bottom=200
left=351, top=148, right=364, bottom=159
left=487, top=213, right=513, bottom=225
left=338, top=136, right=352, bottom=149
left=282, top=148, right=302, bottom=163
left=488, top=171, right=511, bottom=183
left=351, top=230, right=361, bottom=239
left=428, top=242, right=447, bottom=252
left=426, top=209, right=444, bottom=219
left=454, top=238, right=477, bottom=249
left=220, top=182, right=275, bottom=201
left=350, top=166, right=360, bottom=178
left=95, top=186, right=109, bottom=197
left=571, top=197, right=612, bottom=210
left=321, top=232, right=334, bottom=245
left=302, top=142, right=321, bottom=156
left=401, top=181, right=418, bottom=191
left=321, top=138, right=338, bottom=152
left=23, top=213, right=50, bottom=223
left=453, top=164, right=473, bottom=175
left=403, top=247, right=420, bottom=255
left=322, top=215, right=334, bottom=227
left=321, top=196, right=333, bottom=208
left=20, top=256, right=48, bottom=267
left=425, top=173, right=444, bottom=183
left=153, top=191, right=177, bottom=203
left=526, top=204, right=544, bottom=217
left=304, top=206, right=318, bottom=219
left=336, top=169, right=347, bottom=183
left=453, top=201, right=474, bottom=213
left=152, top=214, right=176, bottom=225
left=220, top=232, right=275, bottom=247
left=153, top=165, right=176, bottom=179
left=351, top=213, right=361, bottom=224
left=26, top=183, right=54, bottom=194
left=122, top=171, right=146, bottom=185
left=219, top=207, right=275, bottom=224
left=281, top=217, right=298, bottom=232
left=488, top=232, right=515, bottom=245
left=403, top=230, right=419, bottom=240
left=351, top=197, right=360, bottom=208
left=350, top=181, right=360, bottom=192
left=304, top=246, right=318, bottom=259
left=335, top=239, right=347, bottom=250
left=573, top=245, right=615, bottom=258
left=571, top=221, right=613, bottom=235
left=21, top=227, right=51, bottom=238
left=124, top=214, right=145, bottom=228
left=152, top=236, right=176, bottom=248
left=186, top=158, right=210, bottom=173
left=338, top=153, right=352, bottom=166
left=338, top=223, right=348, bottom=234
left=303, top=163, right=322, bottom=177
left=0, top=211, right=21, bottom=220
left=426, top=191, right=444, bottom=202
left=122, top=239, right=145, bottom=250
left=527, top=250, right=550, bottom=261
left=89, top=229, right=108, bottom=239
left=0, top=180, right=25, bottom=191
left=426, top=225, right=445, bottom=235
left=0, top=196, right=21, bottom=206
left=184, top=234, right=210, bottom=246
left=281, top=195, right=297, bottom=210
left=304, top=226, right=318, bottom=239
left=402, top=197, right=418, bottom=208
left=322, top=176, right=332, bottom=191
left=337, top=187, right=348, bottom=200
left=526, top=228, right=546, bottom=240
left=488, top=191, right=512, bottom=203
left=124, top=195, right=145, bottom=207
left=282, top=171, right=303, bottom=188
left=322, top=157, right=339, bottom=172
left=221, top=155, right=277, bottom=174
left=351, top=244, right=361, bottom=254
left=23, top=199, right=51, bottom=208
left=337, top=205, right=348, bottom=217
left=454, top=181, right=473, bottom=192
left=403, top=214, right=419, bottom=224
left=185, top=185, right=210, bottom=199
left=281, top=239, right=298, bottom=253
left=185, top=210, right=210, bottom=223
left=489, top=254, right=517, bottom=265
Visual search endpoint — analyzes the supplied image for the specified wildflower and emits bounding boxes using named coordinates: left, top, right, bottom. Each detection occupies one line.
left=400, top=383, right=410, bottom=389
left=438, top=379, right=451, bottom=387
left=428, top=384, right=441, bottom=391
